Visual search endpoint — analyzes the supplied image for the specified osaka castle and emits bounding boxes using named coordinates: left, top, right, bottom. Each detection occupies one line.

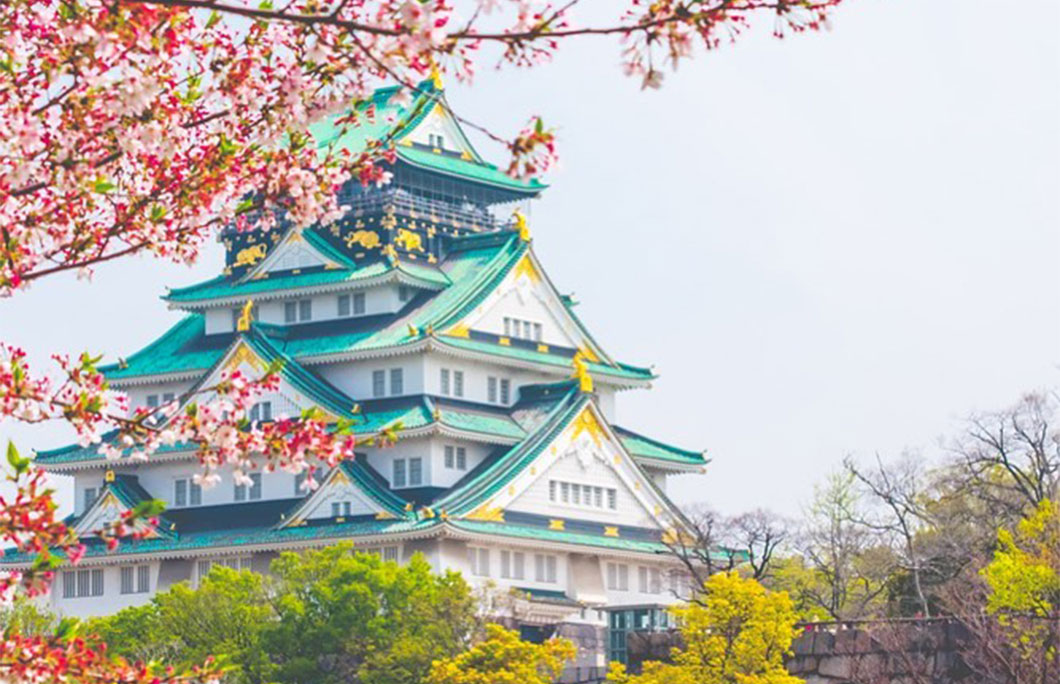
left=25, top=79, right=709, bottom=670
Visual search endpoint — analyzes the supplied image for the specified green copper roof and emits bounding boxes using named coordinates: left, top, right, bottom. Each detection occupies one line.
left=436, top=337, right=653, bottom=382
left=614, top=426, right=706, bottom=467
left=336, top=459, right=412, bottom=519
left=450, top=520, right=668, bottom=554
left=100, top=315, right=223, bottom=380
left=312, top=81, right=542, bottom=195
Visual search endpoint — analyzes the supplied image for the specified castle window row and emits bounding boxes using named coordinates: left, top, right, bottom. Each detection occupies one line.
left=197, top=556, right=253, bottom=584
left=503, top=317, right=543, bottom=342
left=234, top=473, right=263, bottom=502
left=62, top=568, right=104, bottom=599
left=549, top=480, right=618, bottom=510
left=439, top=368, right=464, bottom=398
left=120, top=565, right=151, bottom=595
left=470, top=548, right=559, bottom=584
left=486, top=376, right=511, bottom=405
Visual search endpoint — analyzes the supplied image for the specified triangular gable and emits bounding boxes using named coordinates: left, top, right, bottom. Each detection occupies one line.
left=442, top=394, right=685, bottom=532
left=280, top=460, right=410, bottom=527
left=73, top=476, right=172, bottom=540
left=440, top=249, right=613, bottom=365
left=242, top=228, right=348, bottom=281
left=396, top=96, right=482, bottom=163
left=186, top=331, right=357, bottom=424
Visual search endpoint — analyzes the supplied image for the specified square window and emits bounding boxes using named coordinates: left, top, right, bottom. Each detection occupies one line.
left=372, top=370, right=386, bottom=398
left=298, top=299, right=312, bottom=322
left=147, top=394, right=159, bottom=408
left=284, top=301, right=297, bottom=323
left=409, top=458, right=423, bottom=486
left=382, top=546, right=399, bottom=562
left=393, top=459, right=406, bottom=488
left=338, top=294, right=351, bottom=316
left=353, top=292, right=366, bottom=314
left=390, top=368, right=404, bottom=395
left=444, top=446, right=454, bottom=469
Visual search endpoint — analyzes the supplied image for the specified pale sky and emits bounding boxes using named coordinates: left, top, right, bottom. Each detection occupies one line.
left=1, top=0, right=1058, bottom=516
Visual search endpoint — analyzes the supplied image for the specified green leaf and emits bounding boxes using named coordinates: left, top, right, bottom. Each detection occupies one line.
left=150, top=204, right=167, bottom=221
left=93, top=178, right=116, bottom=193
left=206, top=10, right=222, bottom=29
left=6, top=441, right=29, bottom=475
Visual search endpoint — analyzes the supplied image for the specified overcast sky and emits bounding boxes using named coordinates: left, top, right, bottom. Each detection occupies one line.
left=1, top=0, right=1057, bottom=517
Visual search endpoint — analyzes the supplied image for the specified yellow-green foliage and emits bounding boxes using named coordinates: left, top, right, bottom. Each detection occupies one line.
left=609, top=571, right=802, bottom=684
left=426, top=623, right=575, bottom=684
left=983, top=499, right=1060, bottom=617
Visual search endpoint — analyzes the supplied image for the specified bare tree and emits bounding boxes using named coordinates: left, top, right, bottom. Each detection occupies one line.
left=800, top=470, right=892, bottom=620
left=950, top=391, right=1060, bottom=516
left=661, top=506, right=739, bottom=601
left=725, top=509, right=791, bottom=582
left=844, top=453, right=934, bottom=617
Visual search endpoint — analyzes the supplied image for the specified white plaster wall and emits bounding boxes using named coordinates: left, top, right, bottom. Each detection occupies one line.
left=427, top=438, right=492, bottom=488
left=473, top=286, right=576, bottom=349
left=122, top=381, right=194, bottom=415
left=507, top=450, right=658, bottom=528
left=317, top=356, right=425, bottom=400
left=422, top=353, right=554, bottom=405
left=47, top=561, right=161, bottom=618
left=202, top=283, right=412, bottom=334
left=362, top=440, right=432, bottom=489
left=600, top=560, right=684, bottom=607
left=74, top=459, right=304, bottom=514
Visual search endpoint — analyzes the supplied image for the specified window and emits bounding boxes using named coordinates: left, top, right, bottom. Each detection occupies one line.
left=338, top=294, right=350, bottom=316
left=428, top=133, right=445, bottom=149
left=353, top=292, right=366, bottom=315
left=83, top=487, right=98, bottom=512
left=162, top=392, right=175, bottom=403
left=284, top=301, right=297, bottom=323
left=298, top=299, right=311, bottom=321
left=121, top=565, right=151, bottom=594
left=286, top=299, right=312, bottom=323
left=607, top=488, right=617, bottom=510
left=440, top=368, right=450, bottom=395
left=638, top=566, right=648, bottom=593
left=649, top=567, right=662, bottom=594
left=534, top=554, right=557, bottom=583
left=549, top=481, right=619, bottom=511
left=444, top=446, right=467, bottom=471
left=487, top=377, right=511, bottom=405
left=235, top=473, right=262, bottom=501
left=393, top=459, right=407, bottom=488
left=196, top=557, right=253, bottom=583
left=249, top=401, right=272, bottom=422
left=175, top=479, right=187, bottom=507
left=390, top=368, right=404, bottom=395
left=382, top=546, right=399, bottom=562
left=607, top=563, right=629, bottom=591
left=147, top=394, right=159, bottom=408
left=330, top=501, right=352, bottom=517
left=64, top=568, right=104, bottom=598
left=408, top=457, right=423, bottom=486
left=372, top=370, right=386, bottom=398
left=398, top=286, right=411, bottom=302
left=467, top=547, right=490, bottom=577
left=500, top=550, right=526, bottom=580
left=503, top=317, right=543, bottom=342
left=439, top=368, right=464, bottom=397
left=453, top=371, right=464, bottom=398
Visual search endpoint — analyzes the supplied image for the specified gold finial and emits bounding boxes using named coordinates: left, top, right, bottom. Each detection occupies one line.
left=432, top=407, right=441, bottom=421
left=571, top=352, right=593, bottom=393
left=407, top=324, right=420, bottom=337
left=430, top=62, right=444, bottom=89
left=237, top=299, right=254, bottom=331
left=104, top=470, right=115, bottom=483
left=439, top=509, right=449, bottom=521
left=513, top=210, right=530, bottom=242
left=404, top=502, right=414, bottom=512
left=421, top=506, right=435, bottom=519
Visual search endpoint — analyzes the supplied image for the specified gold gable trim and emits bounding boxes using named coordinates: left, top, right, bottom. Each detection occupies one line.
left=466, top=505, right=505, bottom=522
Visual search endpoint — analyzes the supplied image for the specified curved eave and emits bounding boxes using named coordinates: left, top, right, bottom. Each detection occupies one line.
left=394, top=151, right=545, bottom=197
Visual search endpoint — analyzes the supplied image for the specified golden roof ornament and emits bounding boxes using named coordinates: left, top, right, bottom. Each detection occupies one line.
left=430, top=62, right=444, bottom=90
left=236, top=299, right=255, bottom=332
left=513, top=210, right=530, bottom=242
left=571, top=351, right=594, bottom=393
